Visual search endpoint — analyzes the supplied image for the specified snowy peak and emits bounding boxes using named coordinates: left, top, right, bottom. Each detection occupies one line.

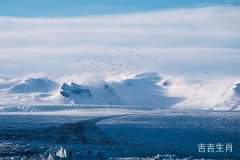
left=60, top=82, right=92, bottom=98
left=60, top=72, right=181, bottom=108
left=60, top=81, right=121, bottom=105
left=10, top=77, right=58, bottom=93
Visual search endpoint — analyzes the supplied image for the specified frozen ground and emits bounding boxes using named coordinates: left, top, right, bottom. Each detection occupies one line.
left=0, top=105, right=239, bottom=159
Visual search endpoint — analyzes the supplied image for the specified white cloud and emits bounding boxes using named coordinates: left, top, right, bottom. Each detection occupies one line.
left=0, top=6, right=239, bottom=78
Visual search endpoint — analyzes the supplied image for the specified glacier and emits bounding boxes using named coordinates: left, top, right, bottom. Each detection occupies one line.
left=0, top=108, right=239, bottom=159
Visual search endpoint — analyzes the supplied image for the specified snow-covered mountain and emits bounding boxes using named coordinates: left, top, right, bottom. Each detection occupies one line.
left=60, top=82, right=122, bottom=105
left=60, top=72, right=181, bottom=108
left=0, top=72, right=239, bottom=110
left=10, top=77, right=58, bottom=93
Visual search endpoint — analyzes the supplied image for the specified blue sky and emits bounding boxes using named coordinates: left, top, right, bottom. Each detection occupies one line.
left=0, top=0, right=239, bottom=17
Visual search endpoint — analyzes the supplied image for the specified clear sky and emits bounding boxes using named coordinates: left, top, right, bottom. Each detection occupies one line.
left=0, top=0, right=239, bottom=17
left=0, top=0, right=240, bottom=80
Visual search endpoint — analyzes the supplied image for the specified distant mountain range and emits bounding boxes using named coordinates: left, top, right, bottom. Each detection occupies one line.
left=0, top=72, right=239, bottom=111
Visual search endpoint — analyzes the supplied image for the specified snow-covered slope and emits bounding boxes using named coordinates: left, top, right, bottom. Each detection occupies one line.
left=109, top=72, right=181, bottom=108
left=60, top=82, right=122, bottom=105
left=60, top=72, right=181, bottom=108
left=0, top=78, right=20, bottom=89
left=162, top=77, right=240, bottom=111
left=214, top=82, right=240, bottom=110
left=0, top=72, right=239, bottom=110
left=10, top=77, right=58, bottom=93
